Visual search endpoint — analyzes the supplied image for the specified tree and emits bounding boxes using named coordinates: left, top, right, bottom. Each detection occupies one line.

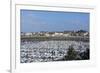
left=80, top=48, right=90, bottom=60
left=63, top=46, right=78, bottom=60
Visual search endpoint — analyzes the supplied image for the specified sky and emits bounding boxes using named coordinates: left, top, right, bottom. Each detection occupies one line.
left=20, top=9, right=90, bottom=32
